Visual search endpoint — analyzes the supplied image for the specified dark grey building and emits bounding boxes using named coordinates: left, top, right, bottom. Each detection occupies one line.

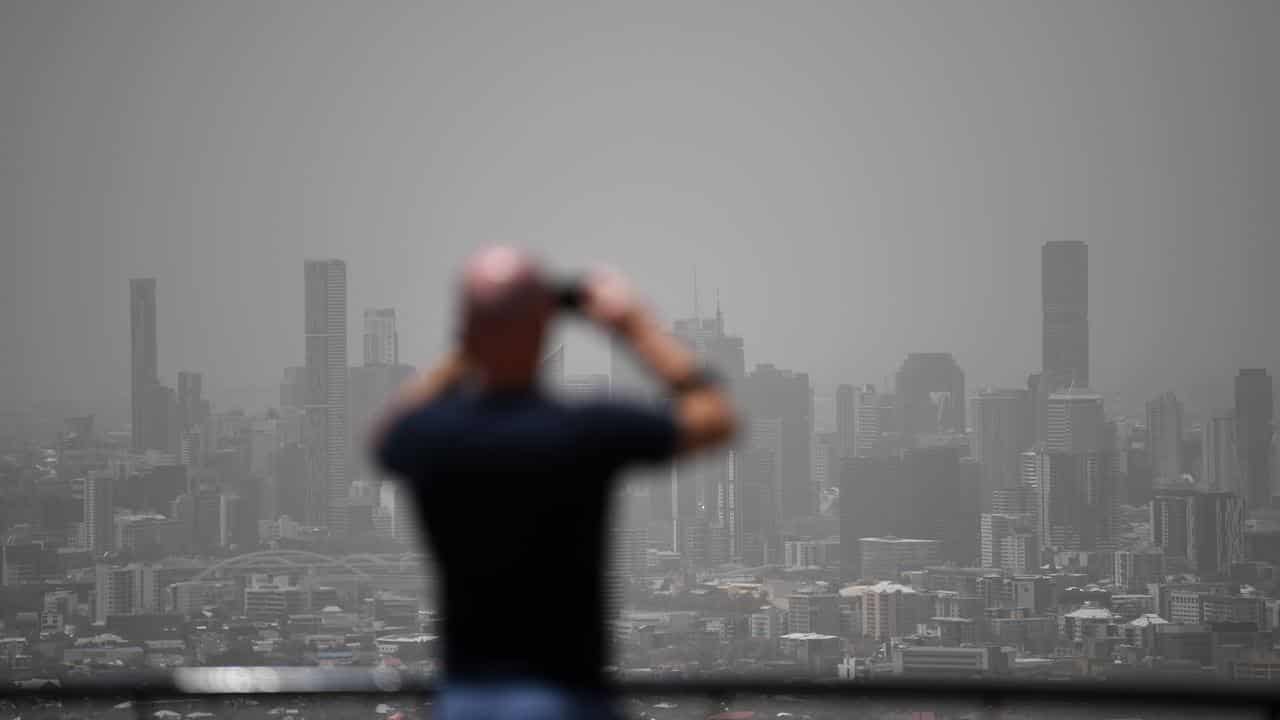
left=743, top=363, right=814, bottom=522
left=971, top=388, right=1034, bottom=511
left=1042, top=240, right=1089, bottom=389
left=130, top=278, right=163, bottom=451
left=895, top=353, right=965, bottom=437
left=1234, top=369, right=1274, bottom=509
left=304, top=259, right=348, bottom=530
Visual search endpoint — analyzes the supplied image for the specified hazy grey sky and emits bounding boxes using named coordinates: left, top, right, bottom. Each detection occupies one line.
left=4, top=0, right=1278, bottom=427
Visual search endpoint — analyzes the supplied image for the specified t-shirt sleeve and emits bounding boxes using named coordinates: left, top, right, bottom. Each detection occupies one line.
left=581, top=401, right=680, bottom=466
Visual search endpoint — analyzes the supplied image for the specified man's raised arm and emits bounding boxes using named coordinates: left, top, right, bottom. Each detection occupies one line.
left=582, top=270, right=737, bottom=454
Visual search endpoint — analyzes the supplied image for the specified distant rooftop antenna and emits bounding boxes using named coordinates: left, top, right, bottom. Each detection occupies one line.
left=715, top=288, right=723, bottom=327
left=692, top=266, right=700, bottom=320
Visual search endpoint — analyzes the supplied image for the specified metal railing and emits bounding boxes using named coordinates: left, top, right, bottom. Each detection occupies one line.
left=3, top=667, right=1280, bottom=718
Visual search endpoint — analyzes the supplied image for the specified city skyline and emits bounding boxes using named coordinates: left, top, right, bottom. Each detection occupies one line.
left=4, top=0, right=1280, bottom=697
left=6, top=1, right=1280, bottom=426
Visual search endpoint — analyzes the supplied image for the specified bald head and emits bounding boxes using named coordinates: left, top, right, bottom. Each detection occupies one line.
left=461, top=246, right=547, bottom=319
left=458, top=246, right=554, bottom=388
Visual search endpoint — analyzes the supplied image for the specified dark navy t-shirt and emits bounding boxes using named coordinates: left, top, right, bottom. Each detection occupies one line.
left=375, top=386, right=678, bottom=688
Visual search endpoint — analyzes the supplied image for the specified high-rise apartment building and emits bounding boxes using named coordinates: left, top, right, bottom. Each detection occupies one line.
left=852, top=384, right=885, bottom=458
left=971, top=389, right=1034, bottom=511
left=1042, top=240, right=1089, bottom=389
left=1202, top=411, right=1240, bottom=493
left=362, top=308, right=399, bottom=366
left=84, top=469, right=116, bottom=554
left=176, top=371, right=208, bottom=432
left=895, top=353, right=965, bottom=437
left=1147, top=391, right=1185, bottom=485
left=1235, top=369, right=1274, bottom=508
left=980, top=513, right=1036, bottom=574
left=1024, top=448, right=1113, bottom=552
left=304, top=259, right=349, bottom=529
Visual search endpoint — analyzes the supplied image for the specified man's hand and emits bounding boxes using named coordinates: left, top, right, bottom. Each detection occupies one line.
left=581, top=267, right=643, bottom=335
left=583, top=267, right=737, bottom=454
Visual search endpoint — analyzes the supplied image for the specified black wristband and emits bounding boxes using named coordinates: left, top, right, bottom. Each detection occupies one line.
left=670, top=366, right=723, bottom=394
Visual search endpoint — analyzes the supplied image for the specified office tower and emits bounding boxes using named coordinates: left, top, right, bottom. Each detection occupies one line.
left=812, top=432, right=838, bottom=493
left=1152, top=490, right=1245, bottom=577
left=980, top=514, right=1036, bottom=574
left=1235, top=369, right=1274, bottom=508
left=304, top=259, right=349, bottom=529
left=1147, top=391, right=1185, bottom=485
left=348, top=362, right=416, bottom=483
left=1189, top=491, right=1245, bottom=577
left=176, top=371, right=208, bottom=432
left=84, top=470, right=116, bottom=553
left=836, top=384, right=855, bottom=457
left=363, top=308, right=399, bottom=366
left=732, top=447, right=777, bottom=567
left=130, top=278, right=168, bottom=451
left=971, top=389, right=1034, bottom=511
left=1202, top=411, right=1240, bottom=492
left=279, top=366, right=308, bottom=410
left=743, top=364, right=814, bottom=520
left=671, top=309, right=744, bottom=532
left=1025, top=448, right=1113, bottom=552
left=895, top=353, right=965, bottom=437
left=1045, top=390, right=1105, bottom=454
left=1042, top=240, right=1089, bottom=388
left=839, top=447, right=980, bottom=577
left=852, top=384, right=884, bottom=458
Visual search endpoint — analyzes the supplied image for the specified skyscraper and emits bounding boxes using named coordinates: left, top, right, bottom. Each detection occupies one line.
left=1042, top=240, right=1089, bottom=389
left=835, top=384, right=855, bottom=458
left=671, top=309, right=746, bottom=555
left=1045, top=390, right=1105, bottom=454
left=1146, top=391, right=1185, bottom=485
left=1202, top=411, right=1240, bottom=492
left=971, top=389, right=1034, bottom=511
left=130, top=278, right=163, bottom=451
left=894, top=353, right=965, bottom=437
left=84, top=469, right=116, bottom=554
left=852, top=384, right=884, bottom=458
left=1235, top=369, right=1274, bottom=508
left=304, top=259, right=348, bottom=530
left=279, top=366, right=308, bottom=410
left=743, top=363, right=813, bottom=521
left=363, top=308, right=399, bottom=366
left=1025, top=448, right=1113, bottom=552
left=176, top=371, right=207, bottom=432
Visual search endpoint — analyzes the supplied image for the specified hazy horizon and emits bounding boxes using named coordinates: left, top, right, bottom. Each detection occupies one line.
left=5, top=0, right=1279, bottom=430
